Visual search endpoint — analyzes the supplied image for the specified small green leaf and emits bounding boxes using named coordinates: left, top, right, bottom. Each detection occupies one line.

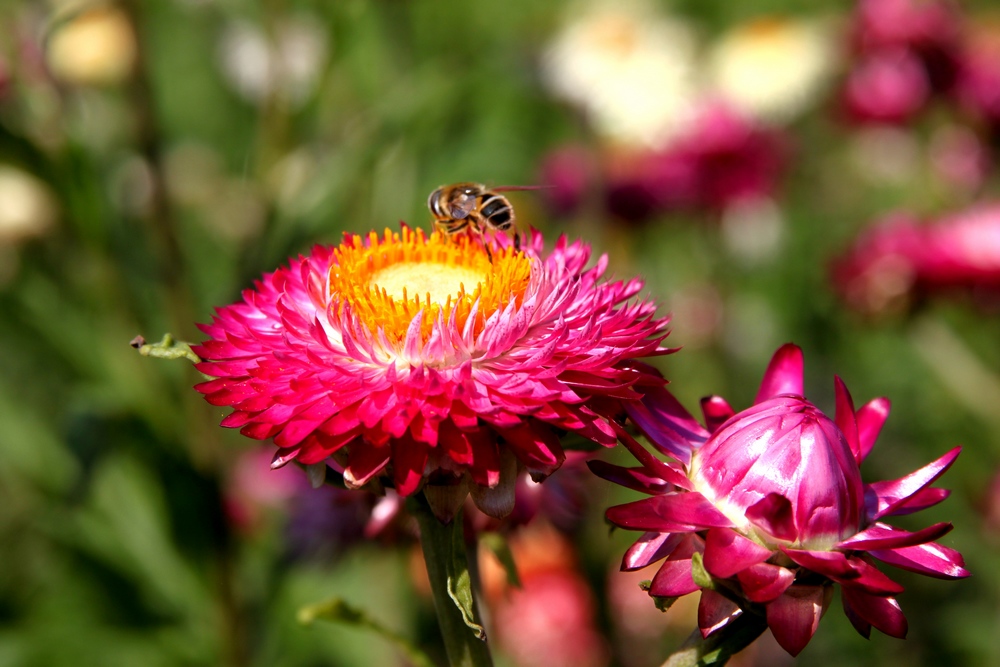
left=690, top=552, right=715, bottom=590
left=298, top=596, right=436, bottom=667
left=131, top=333, right=201, bottom=364
left=447, top=565, right=487, bottom=640
left=480, top=532, right=522, bottom=588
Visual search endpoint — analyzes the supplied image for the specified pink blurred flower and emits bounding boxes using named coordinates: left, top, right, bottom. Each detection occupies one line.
left=570, top=103, right=786, bottom=224
left=833, top=204, right=1000, bottom=313
left=850, top=0, right=961, bottom=93
left=194, top=227, right=670, bottom=518
left=593, top=344, right=968, bottom=656
left=539, top=145, right=597, bottom=217
left=481, top=523, right=609, bottom=667
left=840, top=50, right=931, bottom=125
left=954, top=21, right=1000, bottom=134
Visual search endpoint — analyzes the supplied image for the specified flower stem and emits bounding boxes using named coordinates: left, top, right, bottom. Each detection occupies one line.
left=410, top=494, right=494, bottom=667
left=660, top=612, right=768, bottom=667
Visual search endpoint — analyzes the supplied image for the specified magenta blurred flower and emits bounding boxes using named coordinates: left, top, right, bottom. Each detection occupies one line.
left=194, top=227, right=670, bottom=518
left=582, top=103, right=787, bottom=223
left=833, top=204, right=1000, bottom=313
left=539, top=145, right=597, bottom=217
left=850, top=0, right=961, bottom=92
left=593, top=344, right=968, bottom=656
left=840, top=50, right=931, bottom=125
left=954, top=24, right=1000, bottom=133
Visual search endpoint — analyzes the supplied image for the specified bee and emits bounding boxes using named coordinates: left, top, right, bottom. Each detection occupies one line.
left=428, top=182, right=536, bottom=258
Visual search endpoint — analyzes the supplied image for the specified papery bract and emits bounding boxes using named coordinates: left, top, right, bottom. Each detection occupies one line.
left=594, top=344, right=968, bottom=656
left=195, top=227, right=670, bottom=518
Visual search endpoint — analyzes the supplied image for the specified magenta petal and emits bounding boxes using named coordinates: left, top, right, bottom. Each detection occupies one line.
left=766, top=585, right=826, bottom=657
left=841, top=590, right=872, bottom=639
left=588, top=460, right=672, bottom=495
left=343, top=443, right=390, bottom=488
left=391, top=436, right=429, bottom=497
left=622, top=532, right=684, bottom=571
left=624, top=385, right=708, bottom=466
left=855, top=397, right=890, bottom=462
left=737, top=562, right=795, bottom=603
left=837, top=521, right=952, bottom=551
left=745, top=493, right=797, bottom=542
left=649, top=558, right=699, bottom=597
left=866, top=447, right=961, bottom=519
left=755, top=343, right=804, bottom=404
left=700, top=396, right=735, bottom=433
left=783, top=549, right=904, bottom=595
left=698, top=589, right=742, bottom=638
left=842, top=588, right=908, bottom=639
left=606, top=492, right=734, bottom=532
left=888, top=487, right=950, bottom=515
left=869, top=541, right=970, bottom=579
left=702, top=528, right=772, bottom=578
left=611, top=421, right=695, bottom=490
left=834, top=376, right=861, bottom=463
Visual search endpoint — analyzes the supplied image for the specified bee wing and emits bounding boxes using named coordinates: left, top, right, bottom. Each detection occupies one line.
left=491, top=185, right=553, bottom=192
left=450, top=196, right=477, bottom=219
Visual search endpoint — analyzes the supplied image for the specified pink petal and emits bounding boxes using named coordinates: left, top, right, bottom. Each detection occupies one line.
left=869, top=541, right=970, bottom=579
left=782, top=549, right=904, bottom=595
left=745, top=493, right=797, bottom=542
left=625, top=385, right=708, bottom=466
left=836, top=521, right=952, bottom=551
left=698, top=589, right=742, bottom=638
left=755, top=343, right=804, bottom=404
left=855, top=397, right=890, bottom=462
left=587, top=460, right=672, bottom=495
left=766, top=585, right=827, bottom=657
left=866, top=447, right=961, bottom=519
left=500, top=421, right=565, bottom=475
left=737, top=562, right=795, bottom=603
left=622, top=532, right=684, bottom=571
left=700, top=396, right=735, bottom=433
left=650, top=559, right=700, bottom=597
left=467, top=429, right=501, bottom=487
left=842, top=588, right=907, bottom=639
left=702, top=528, right=772, bottom=578
left=834, top=376, right=861, bottom=463
left=841, top=591, right=872, bottom=639
left=605, top=492, right=734, bottom=532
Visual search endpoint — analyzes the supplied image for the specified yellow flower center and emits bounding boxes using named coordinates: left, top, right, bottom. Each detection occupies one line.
left=329, top=227, right=532, bottom=346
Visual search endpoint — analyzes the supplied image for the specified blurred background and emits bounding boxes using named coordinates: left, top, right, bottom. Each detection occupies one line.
left=2, top=0, right=1000, bottom=665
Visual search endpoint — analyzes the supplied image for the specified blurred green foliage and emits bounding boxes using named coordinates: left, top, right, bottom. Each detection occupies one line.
left=1, top=1, right=999, bottom=666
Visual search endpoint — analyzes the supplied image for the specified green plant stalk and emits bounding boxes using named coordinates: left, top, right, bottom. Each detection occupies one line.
left=410, top=494, right=494, bottom=667
left=661, top=610, right=768, bottom=667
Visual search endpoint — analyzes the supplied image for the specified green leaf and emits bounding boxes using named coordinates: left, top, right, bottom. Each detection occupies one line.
left=479, top=532, right=521, bottom=588
left=690, top=552, right=715, bottom=590
left=298, top=596, right=436, bottom=667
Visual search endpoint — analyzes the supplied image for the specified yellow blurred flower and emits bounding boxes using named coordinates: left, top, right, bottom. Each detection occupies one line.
left=46, top=6, right=137, bottom=86
left=541, top=1, right=699, bottom=148
left=0, top=165, right=57, bottom=244
left=707, top=17, right=838, bottom=123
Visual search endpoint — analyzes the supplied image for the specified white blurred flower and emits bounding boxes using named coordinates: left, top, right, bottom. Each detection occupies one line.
left=46, top=7, right=137, bottom=86
left=707, top=17, right=838, bottom=123
left=541, top=1, right=699, bottom=148
left=0, top=165, right=57, bottom=244
left=217, top=16, right=328, bottom=107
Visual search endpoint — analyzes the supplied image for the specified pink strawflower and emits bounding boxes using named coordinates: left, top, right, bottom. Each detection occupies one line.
left=194, top=226, right=670, bottom=518
left=833, top=204, right=1000, bottom=313
left=592, top=344, right=968, bottom=656
left=954, top=20, right=1000, bottom=135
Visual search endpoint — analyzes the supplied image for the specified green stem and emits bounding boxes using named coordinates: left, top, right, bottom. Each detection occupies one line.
left=410, top=494, right=494, bottom=667
left=661, top=611, right=768, bottom=667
